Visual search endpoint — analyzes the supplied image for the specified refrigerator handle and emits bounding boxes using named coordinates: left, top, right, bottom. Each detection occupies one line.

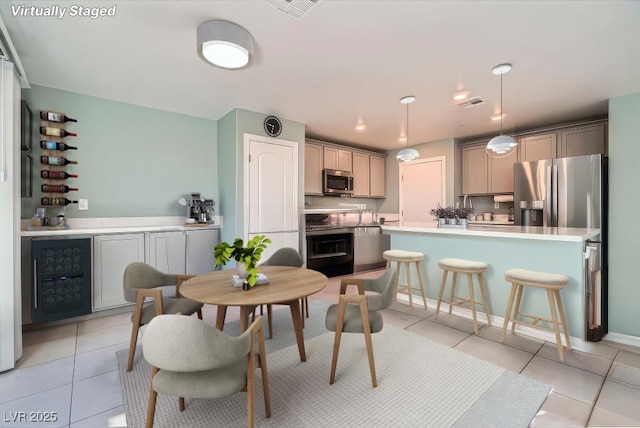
left=552, top=165, right=559, bottom=227
left=546, top=165, right=553, bottom=227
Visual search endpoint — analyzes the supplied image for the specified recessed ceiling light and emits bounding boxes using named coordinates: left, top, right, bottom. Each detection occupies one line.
left=453, top=91, right=470, bottom=101
left=398, top=135, right=407, bottom=143
left=491, top=114, right=506, bottom=121
left=355, top=123, right=366, bottom=131
left=491, top=63, right=512, bottom=75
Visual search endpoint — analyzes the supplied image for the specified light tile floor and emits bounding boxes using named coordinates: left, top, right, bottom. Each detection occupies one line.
left=1, top=271, right=639, bottom=427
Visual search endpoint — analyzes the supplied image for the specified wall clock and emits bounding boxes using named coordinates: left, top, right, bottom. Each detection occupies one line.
left=264, top=115, right=282, bottom=137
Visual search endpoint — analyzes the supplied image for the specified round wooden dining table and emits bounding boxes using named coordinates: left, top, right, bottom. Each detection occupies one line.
left=180, top=265, right=328, bottom=362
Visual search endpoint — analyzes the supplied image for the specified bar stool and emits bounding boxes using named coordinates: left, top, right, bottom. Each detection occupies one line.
left=501, top=268, right=571, bottom=362
left=435, top=258, right=491, bottom=334
left=382, top=250, right=427, bottom=308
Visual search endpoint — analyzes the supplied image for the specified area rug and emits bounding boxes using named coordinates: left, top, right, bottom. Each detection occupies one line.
left=118, top=300, right=550, bottom=428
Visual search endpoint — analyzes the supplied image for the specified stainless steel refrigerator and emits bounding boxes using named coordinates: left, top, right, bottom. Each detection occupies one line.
left=514, top=154, right=608, bottom=341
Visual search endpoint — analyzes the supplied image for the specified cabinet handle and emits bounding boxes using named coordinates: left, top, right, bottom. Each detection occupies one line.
left=33, top=259, right=38, bottom=309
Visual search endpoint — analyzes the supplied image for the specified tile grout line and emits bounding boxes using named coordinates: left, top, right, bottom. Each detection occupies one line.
left=67, top=324, right=79, bottom=427
left=583, top=348, right=620, bottom=425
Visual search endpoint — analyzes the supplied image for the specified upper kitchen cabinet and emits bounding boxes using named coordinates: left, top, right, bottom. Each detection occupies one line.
left=462, top=142, right=518, bottom=194
left=559, top=122, right=607, bottom=158
left=519, top=133, right=557, bottom=162
left=304, top=142, right=324, bottom=195
left=352, top=152, right=370, bottom=197
left=324, top=146, right=352, bottom=172
left=488, top=145, right=519, bottom=193
left=369, top=155, right=386, bottom=198
left=462, top=144, right=488, bottom=194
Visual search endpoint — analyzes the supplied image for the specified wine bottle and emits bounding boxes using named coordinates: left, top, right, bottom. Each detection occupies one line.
left=39, top=111, right=77, bottom=123
left=40, top=126, right=77, bottom=138
left=40, top=141, right=78, bottom=151
left=41, top=184, right=78, bottom=193
left=40, top=170, right=78, bottom=179
left=41, top=197, right=78, bottom=206
left=41, top=156, right=77, bottom=166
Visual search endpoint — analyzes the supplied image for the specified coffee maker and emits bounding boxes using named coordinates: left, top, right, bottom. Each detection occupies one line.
left=183, top=193, right=215, bottom=223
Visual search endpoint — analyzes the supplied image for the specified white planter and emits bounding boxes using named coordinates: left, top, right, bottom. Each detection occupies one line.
left=237, top=261, right=248, bottom=279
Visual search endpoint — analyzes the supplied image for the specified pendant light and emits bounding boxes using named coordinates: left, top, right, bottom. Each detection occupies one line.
left=397, top=95, right=420, bottom=162
left=486, top=63, right=517, bottom=158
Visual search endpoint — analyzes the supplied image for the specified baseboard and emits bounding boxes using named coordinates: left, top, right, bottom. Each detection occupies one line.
left=603, top=332, right=640, bottom=348
left=395, top=292, right=580, bottom=346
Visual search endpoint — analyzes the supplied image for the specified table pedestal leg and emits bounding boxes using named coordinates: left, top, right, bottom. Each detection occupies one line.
left=215, top=305, right=228, bottom=331
left=289, top=299, right=307, bottom=362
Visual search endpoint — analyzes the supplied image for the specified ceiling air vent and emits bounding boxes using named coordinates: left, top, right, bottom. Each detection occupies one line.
left=457, top=96, right=485, bottom=109
left=268, top=0, right=320, bottom=20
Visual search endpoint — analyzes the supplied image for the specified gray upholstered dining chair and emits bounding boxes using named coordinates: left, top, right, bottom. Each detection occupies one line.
left=325, top=267, right=396, bottom=388
left=259, top=247, right=306, bottom=338
left=142, top=314, right=271, bottom=428
left=123, top=262, right=203, bottom=371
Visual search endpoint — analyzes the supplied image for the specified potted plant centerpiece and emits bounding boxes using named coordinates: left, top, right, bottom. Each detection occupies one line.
left=214, top=235, right=271, bottom=288
left=455, top=207, right=475, bottom=226
left=430, top=204, right=448, bottom=225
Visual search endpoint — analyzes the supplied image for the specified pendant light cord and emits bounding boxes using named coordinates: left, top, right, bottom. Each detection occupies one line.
left=406, top=103, right=409, bottom=147
left=499, top=73, right=504, bottom=136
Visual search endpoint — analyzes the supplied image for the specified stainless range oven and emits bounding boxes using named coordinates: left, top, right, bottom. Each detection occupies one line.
left=306, top=228, right=354, bottom=277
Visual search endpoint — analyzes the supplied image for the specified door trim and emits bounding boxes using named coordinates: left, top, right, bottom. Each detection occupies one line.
left=242, top=133, right=299, bottom=242
left=399, top=156, right=446, bottom=226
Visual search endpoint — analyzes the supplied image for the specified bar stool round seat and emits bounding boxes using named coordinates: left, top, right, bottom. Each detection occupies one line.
left=382, top=250, right=427, bottom=308
left=439, top=258, right=488, bottom=272
left=383, top=250, right=424, bottom=261
left=435, top=258, right=491, bottom=334
left=501, top=268, right=571, bottom=362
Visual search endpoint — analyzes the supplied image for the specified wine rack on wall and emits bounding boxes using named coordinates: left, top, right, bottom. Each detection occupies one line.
left=39, top=111, right=78, bottom=209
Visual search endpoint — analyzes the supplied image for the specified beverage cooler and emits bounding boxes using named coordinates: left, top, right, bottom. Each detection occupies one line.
left=32, top=236, right=92, bottom=323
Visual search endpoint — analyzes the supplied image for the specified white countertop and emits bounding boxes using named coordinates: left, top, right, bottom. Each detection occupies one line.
left=21, top=216, right=222, bottom=237
left=381, top=223, right=599, bottom=242
left=303, top=208, right=361, bottom=214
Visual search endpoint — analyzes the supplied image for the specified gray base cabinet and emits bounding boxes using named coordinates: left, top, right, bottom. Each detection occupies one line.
left=147, top=231, right=186, bottom=275
left=93, top=233, right=145, bottom=311
left=186, top=229, right=220, bottom=275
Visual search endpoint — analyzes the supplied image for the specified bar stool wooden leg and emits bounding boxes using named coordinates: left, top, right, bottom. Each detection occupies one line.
left=501, top=282, right=517, bottom=342
left=511, top=284, right=524, bottom=334
left=467, top=273, right=479, bottom=334
left=448, top=272, right=458, bottom=314
left=554, top=289, right=572, bottom=350
left=405, top=262, right=414, bottom=307
left=393, top=262, right=401, bottom=301
left=435, top=269, right=448, bottom=319
left=416, top=261, right=428, bottom=309
left=477, top=272, right=492, bottom=327
left=546, top=289, right=565, bottom=362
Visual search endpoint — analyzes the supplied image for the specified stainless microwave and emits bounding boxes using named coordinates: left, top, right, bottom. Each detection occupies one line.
left=323, top=169, right=353, bottom=195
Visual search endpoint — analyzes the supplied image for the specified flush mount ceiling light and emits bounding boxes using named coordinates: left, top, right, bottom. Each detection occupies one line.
left=355, top=122, right=366, bottom=131
left=397, top=95, right=420, bottom=162
left=490, top=113, right=506, bottom=121
left=197, top=20, right=254, bottom=69
left=486, top=63, right=517, bottom=158
left=453, top=91, right=470, bottom=101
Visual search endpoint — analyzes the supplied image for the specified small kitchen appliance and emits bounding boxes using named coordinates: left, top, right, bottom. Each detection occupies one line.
left=180, top=193, right=215, bottom=223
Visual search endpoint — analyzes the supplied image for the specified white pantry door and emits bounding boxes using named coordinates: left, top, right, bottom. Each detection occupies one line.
left=245, top=135, right=299, bottom=257
left=399, top=156, right=446, bottom=227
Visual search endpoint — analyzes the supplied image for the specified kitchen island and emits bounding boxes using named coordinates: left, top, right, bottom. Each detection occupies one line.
left=381, top=224, right=599, bottom=340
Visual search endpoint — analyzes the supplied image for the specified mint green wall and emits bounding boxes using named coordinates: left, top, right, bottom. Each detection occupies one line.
left=608, top=92, right=640, bottom=337
left=379, top=138, right=458, bottom=213
left=216, top=108, right=306, bottom=246
left=22, top=85, right=217, bottom=218
left=217, top=110, right=238, bottom=245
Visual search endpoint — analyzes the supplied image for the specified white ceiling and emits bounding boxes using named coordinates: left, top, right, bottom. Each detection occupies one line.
left=2, top=0, right=640, bottom=151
